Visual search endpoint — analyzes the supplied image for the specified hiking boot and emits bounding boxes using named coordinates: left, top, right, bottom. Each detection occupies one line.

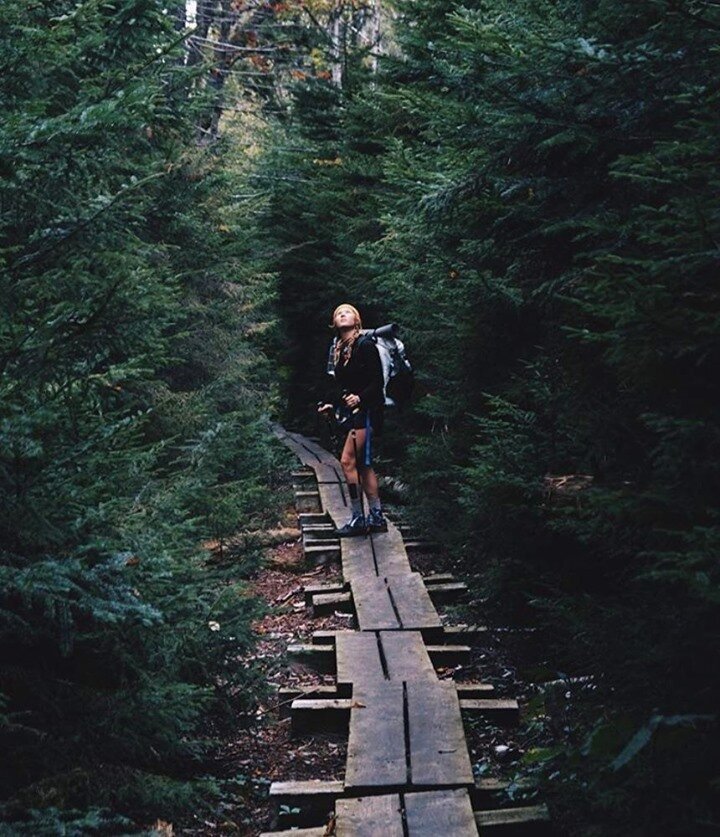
left=367, top=507, right=388, bottom=533
left=336, top=514, right=367, bottom=537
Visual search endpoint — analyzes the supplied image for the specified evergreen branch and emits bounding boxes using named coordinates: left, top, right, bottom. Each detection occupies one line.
left=106, top=26, right=198, bottom=95
left=8, top=171, right=168, bottom=273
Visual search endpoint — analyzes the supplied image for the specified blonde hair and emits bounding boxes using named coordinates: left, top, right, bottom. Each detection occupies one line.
left=331, top=303, right=362, bottom=366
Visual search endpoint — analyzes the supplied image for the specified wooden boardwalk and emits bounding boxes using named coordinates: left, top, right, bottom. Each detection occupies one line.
left=265, top=427, right=550, bottom=836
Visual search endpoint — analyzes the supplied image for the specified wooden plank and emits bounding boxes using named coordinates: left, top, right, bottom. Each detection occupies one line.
left=303, top=537, right=341, bottom=549
left=387, top=574, right=442, bottom=632
left=317, top=482, right=348, bottom=521
left=407, top=680, right=474, bottom=788
left=312, top=591, right=353, bottom=616
left=456, top=682, right=496, bottom=698
left=380, top=631, right=436, bottom=683
left=302, top=527, right=340, bottom=539
left=298, top=513, right=330, bottom=526
left=335, top=794, right=404, bottom=837
left=345, top=683, right=407, bottom=790
left=260, top=829, right=326, bottom=837
left=427, top=582, right=467, bottom=605
left=270, top=778, right=343, bottom=799
left=341, top=537, right=378, bottom=584
left=304, top=582, right=346, bottom=606
left=335, top=632, right=386, bottom=690
left=278, top=685, right=338, bottom=719
left=287, top=432, right=333, bottom=460
left=375, top=550, right=412, bottom=578
left=287, top=434, right=341, bottom=473
left=279, top=438, right=323, bottom=471
left=460, top=698, right=520, bottom=724
left=475, top=804, right=551, bottom=834
left=371, top=525, right=412, bottom=577
left=351, top=576, right=401, bottom=631
left=441, top=624, right=489, bottom=643
left=314, top=462, right=341, bottom=484
left=404, top=789, right=479, bottom=836
left=422, top=573, right=456, bottom=585
left=340, top=521, right=411, bottom=583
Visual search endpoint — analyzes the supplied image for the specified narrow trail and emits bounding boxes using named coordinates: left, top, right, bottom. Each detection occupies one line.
left=260, top=427, right=551, bottom=836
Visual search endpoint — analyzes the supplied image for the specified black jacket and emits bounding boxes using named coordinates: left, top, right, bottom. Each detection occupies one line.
left=331, top=336, right=385, bottom=411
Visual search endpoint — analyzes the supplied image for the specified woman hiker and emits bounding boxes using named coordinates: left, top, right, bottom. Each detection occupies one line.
left=317, top=303, right=388, bottom=537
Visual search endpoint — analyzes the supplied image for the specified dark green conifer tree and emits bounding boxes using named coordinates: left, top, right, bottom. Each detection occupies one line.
left=1, top=1, right=285, bottom=829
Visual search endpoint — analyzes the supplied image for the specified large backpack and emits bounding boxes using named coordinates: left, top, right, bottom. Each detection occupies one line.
left=327, top=323, right=414, bottom=409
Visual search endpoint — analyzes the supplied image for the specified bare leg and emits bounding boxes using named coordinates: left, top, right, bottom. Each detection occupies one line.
left=340, top=428, right=366, bottom=487
left=337, top=430, right=369, bottom=534
left=359, top=464, right=379, bottom=501
left=340, top=429, right=380, bottom=494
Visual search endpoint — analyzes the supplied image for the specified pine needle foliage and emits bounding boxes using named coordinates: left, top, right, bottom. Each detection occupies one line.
left=1, top=1, right=285, bottom=829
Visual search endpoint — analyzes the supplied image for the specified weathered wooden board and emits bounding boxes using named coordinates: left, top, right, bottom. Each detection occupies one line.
left=371, top=525, right=412, bottom=576
left=335, top=632, right=386, bottom=690
left=351, top=576, right=401, bottom=631
left=475, top=804, right=551, bottom=834
left=278, top=426, right=498, bottom=816
left=341, top=536, right=378, bottom=583
left=380, top=631, right=436, bottom=683
left=317, top=482, right=348, bottom=521
left=404, top=789, right=479, bottom=836
left=278, top=685, right=338, bottom=719
left=314, top=463, right=343, bottom=485
left=387, top=573, right=443, bottom=632
left=288, top=433, right=337, bottom=467
left=335, top=794, right=404, bottom=837
left=345, top=683, right=407, bottom=790
left=275, top=431, right=320, bottom=468
left=407, top=681, right=474, bottom=788
left=460, top=698, right=520, bottom=724
left=312, top=592, right=353, bottom=617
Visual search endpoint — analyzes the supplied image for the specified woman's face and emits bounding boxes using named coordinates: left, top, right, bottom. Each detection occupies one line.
left=334, top=306, right=358, bottom=329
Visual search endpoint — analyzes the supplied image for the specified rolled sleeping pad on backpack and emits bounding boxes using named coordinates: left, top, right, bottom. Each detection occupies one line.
left=367, top=323, right=399, bottom=339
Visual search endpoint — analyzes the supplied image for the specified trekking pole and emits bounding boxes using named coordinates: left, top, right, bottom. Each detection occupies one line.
left=350, top=428, right=368, bottom=536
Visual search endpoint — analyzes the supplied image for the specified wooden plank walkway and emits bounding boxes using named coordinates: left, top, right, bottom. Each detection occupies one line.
left=271, top=427, right=542, bottom=836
